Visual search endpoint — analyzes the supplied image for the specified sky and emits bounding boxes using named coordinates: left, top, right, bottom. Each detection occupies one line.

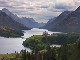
left=0, top=0, right=80, bottom=23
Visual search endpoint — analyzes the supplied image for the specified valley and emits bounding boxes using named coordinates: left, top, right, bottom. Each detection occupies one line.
left=0, top=1, right=80, bottom=60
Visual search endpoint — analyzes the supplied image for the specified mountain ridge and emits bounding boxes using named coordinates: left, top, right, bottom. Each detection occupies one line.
left=0, top=10, right=30, bottom=30
left=43, top=6, right=80, bottom=32
left=2, top=8, right=45, bottom=28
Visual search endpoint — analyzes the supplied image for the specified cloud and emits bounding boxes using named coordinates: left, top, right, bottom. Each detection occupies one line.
left=0, top=0, right=80, bottom=23
left=54, top=0, right=80, bottom=11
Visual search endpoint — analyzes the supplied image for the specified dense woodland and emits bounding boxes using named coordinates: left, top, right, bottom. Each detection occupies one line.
left=0, top=33, right=80, bottom=60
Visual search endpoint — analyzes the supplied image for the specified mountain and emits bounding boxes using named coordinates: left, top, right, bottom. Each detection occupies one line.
left=41, top=17, right=56, bottom=29
left=42, top=11, right=72, bottom=29
left=20, top=17, right=45, bottom=28
left=2, top=8, right=21, bottom=23
left=45, top=6, right=80, bottom=32
left=2, top=8, right=45, bottom=28
left=0, top=10, right=30, bottom=30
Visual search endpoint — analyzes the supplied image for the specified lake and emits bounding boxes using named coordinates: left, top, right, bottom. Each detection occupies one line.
left=0, top=28, right=60, bottom=54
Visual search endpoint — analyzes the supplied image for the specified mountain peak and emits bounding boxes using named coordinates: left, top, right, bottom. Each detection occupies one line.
left=75, top=6, right=80, bottom=12
left=2, top=8, right=11, bottom=14
left=2, top=8, right=8, bottom=11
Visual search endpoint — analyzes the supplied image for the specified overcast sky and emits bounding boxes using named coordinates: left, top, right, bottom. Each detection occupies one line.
left=0, top=0, right=80, bottom=23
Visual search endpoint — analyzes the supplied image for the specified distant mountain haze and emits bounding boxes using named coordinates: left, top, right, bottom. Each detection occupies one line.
left=41, top=17, right=56, bottom=29
left=20, top=17, right=45, bottom=28
left=2, top=8, right=45, bottom=28
left=43, top=6, right=80, bottom=32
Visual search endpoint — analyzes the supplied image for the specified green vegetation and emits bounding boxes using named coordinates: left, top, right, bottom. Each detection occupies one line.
left=23, top=35, right=49, bottom=51
left=0, top=26, right=24, bottom=37
left=1, top=33, right=80, bottom=60
left=0, top=53, right=16, bottom=59
left=1, top=42, right=80, bottom=60
left=23, top=33, right=80, bottom=51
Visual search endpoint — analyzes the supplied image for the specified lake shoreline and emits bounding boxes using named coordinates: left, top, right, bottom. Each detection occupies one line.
left=0, top=28, right=56, bottom=54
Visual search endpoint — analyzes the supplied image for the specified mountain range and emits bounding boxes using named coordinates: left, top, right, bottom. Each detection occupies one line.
left=2, top=8, right=45, bottom=28
left=43, top=6, right=80, bottom=32
left=0, top=8, right=45, bottom=37
left=0, top=10, right=29, bottom=30
left=20, top=17, right=45, bottom=28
